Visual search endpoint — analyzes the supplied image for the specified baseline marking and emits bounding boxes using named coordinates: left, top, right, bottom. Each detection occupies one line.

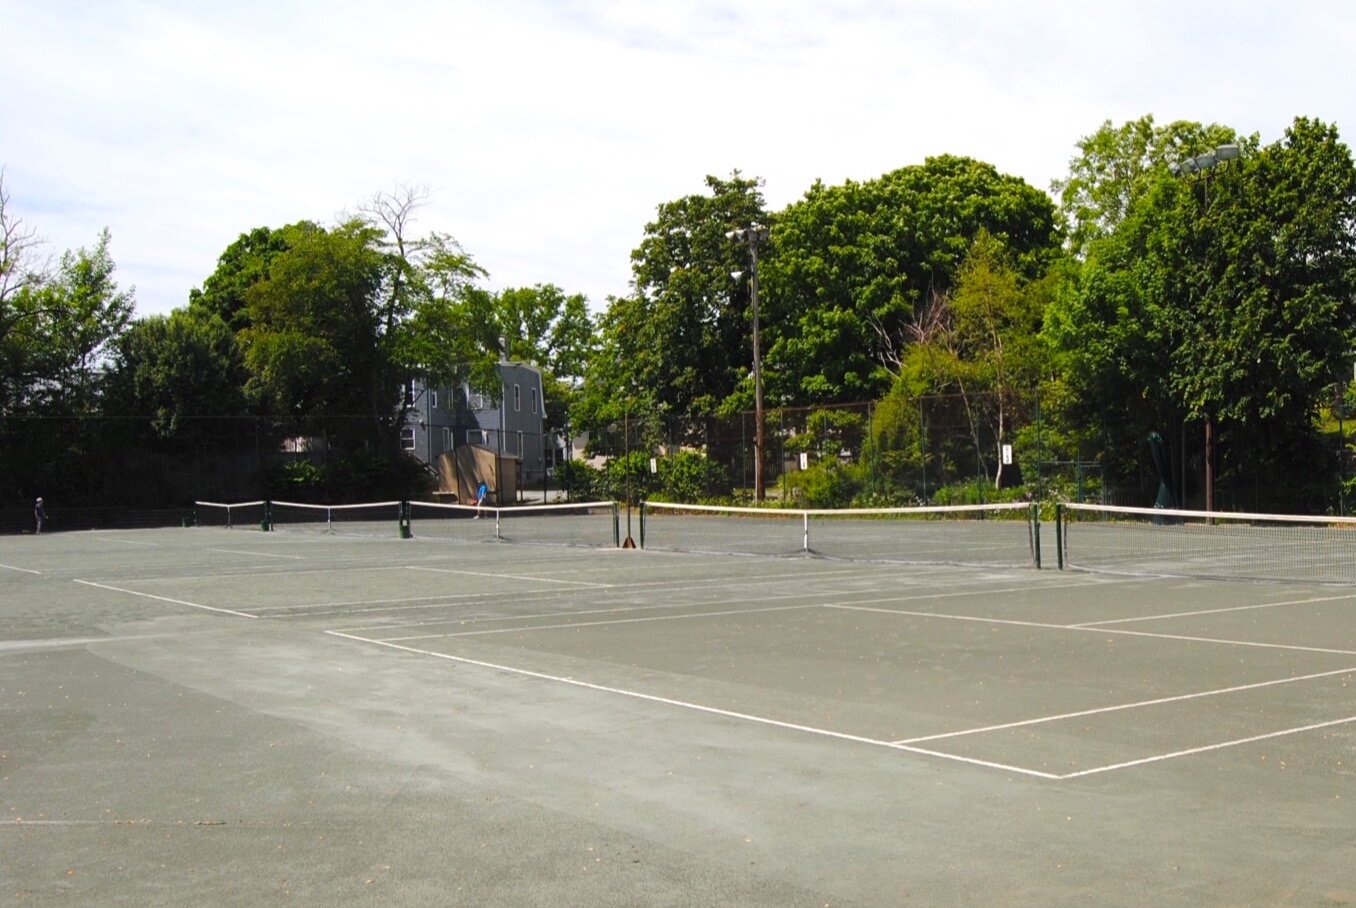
left=324, top=629, right=1061, bottom=780
left=0, top=562, right=42, bottom=575
left=73, top=579, right=259, bottom=619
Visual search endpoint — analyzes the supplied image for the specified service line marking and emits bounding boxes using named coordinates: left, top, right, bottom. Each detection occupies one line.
left=73, top=579, right=259, bottom=619
left=1058, top=715, right=1356, bottom=779
left=324, top=629, right=1061, bottom=780
left=381, top=602, right=823, bottom=642
left=1070, top=591, right=1356, bottom=628
left=406, top=565, right=612, bottom=588
left=896, top=665, right=1356, bottom=744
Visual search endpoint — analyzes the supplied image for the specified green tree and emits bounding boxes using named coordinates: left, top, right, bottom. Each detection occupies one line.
left=105, top=309, right=248, bottom=442
left=578, top=173, right=769, bottom=442
left=897, top=231, right=1055, bottom=487
left=238, top=219, right=389, bottom=449
left=1047, top=116, right=1356, bottom=507
left=763, top=155, right=1062, bottom=404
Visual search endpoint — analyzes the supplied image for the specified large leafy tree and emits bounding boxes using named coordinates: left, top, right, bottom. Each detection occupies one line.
left=105, top=309, right=248, bottom=444
left=763, top=155, right=1062, bottom=404
left=1052, top=115, right=1237, bottom=259
left=577, top=173, right=768, bottom=441
left=1047, top=116, right=1356, bottom=505
left=238, top=219, right=389, bottom=449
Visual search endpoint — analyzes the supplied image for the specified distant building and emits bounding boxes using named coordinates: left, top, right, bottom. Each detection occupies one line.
left=401, top=361, right=550, bottom=503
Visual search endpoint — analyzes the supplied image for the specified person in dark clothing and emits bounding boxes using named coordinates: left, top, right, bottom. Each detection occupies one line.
left=34, top=497, right=47, bottom=534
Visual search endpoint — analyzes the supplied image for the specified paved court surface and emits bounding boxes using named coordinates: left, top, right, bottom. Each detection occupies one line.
left=2, top=526, right=1355, bottom=906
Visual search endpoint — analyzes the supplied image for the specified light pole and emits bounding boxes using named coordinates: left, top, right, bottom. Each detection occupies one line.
left=1170, top=143, right=1240, bottom=513
left=728, top=224, right=770, bottom=501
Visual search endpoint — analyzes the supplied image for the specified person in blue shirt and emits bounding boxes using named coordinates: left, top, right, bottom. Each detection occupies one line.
left=34, top=497, right=47, bottom=534
left=474, top=482, right=489, bottom=519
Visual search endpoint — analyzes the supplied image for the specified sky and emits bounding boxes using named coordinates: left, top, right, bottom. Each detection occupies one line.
left=4, top=0, right=1354, bottom=319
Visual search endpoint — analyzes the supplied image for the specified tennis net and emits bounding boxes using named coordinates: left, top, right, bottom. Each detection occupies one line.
left=269, top=500, right=404, bottom=536
left=639, top=501, right=1041, bottom=568
left=1056, top=502, right=1356, bottom=584
left=194, top=499, right=268, bottom=530
left=407, top=500, right=620, bottom=548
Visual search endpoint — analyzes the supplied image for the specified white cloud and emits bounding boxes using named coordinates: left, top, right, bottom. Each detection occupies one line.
left=4, top=0, right=1354, bottom=316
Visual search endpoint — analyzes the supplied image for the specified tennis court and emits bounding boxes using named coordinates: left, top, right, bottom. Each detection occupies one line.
left=3, top=516, right=1355, bottom=905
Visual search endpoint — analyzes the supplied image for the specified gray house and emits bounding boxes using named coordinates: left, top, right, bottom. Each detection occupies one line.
left=401, top=361, right=549, bottom=503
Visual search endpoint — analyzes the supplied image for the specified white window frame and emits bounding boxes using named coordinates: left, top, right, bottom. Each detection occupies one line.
left=400, top=425, right=417, bottom=451
left=514, top=383, right=521, bottom=412
left=530, top=386, right=538, bottom=414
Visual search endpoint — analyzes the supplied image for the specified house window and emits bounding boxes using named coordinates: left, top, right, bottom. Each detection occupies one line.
left=530, top=387, right=538, bottom=414
left=400, top=425, right=416, bottom=451
left=514, top=383, right=521, bottom=412
left=402, top=380, right=415, bottom=406
left=441, top=427, right=452, bottom=452
left=467, top=429, right=488, bottom=446
left=430, top=389, right=438, bottom=410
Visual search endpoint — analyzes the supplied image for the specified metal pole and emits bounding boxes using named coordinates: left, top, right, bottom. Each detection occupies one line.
left=751, top=241, right=765, bottom=502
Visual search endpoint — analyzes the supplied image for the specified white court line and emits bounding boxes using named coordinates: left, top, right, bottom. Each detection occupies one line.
left=91, top=536, right=159, bottom=546
left=1070, top=591, right=1356, bottom=627
left=324, top=629, right=1061, bottom=780
left=73, top=579, right=259, bottom=619
left=895, top=665, right=1356, bottom=744
left=0, top=562, right=42, bottom=575
left=1092, top=626, right=1356, bottom=657
left=1057, top=715, right=1356, bottom=779
left=325, top=587, right=858, bottom=633
left=382, top=602, right=823, bottom=642
left=261, top=567, right=890, bottom=618
left=407, top=565, right=613, bottom=588
left=826, top=603, right=1356, bottom=657
left=206, top=548, right=303, bottom=560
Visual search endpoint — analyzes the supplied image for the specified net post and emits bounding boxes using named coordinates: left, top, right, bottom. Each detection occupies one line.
left=802, top=512, right=810, bottom=553
left=1030, top=502, right=1042, bottom=568
left=399, top=500, right=412, bottom=539
left=614, top=502, right=621, bottom=548
left=494, top=508, right=503, bottom=541
left=1054, top=503, right=1065, bottom=570
left=261, top=501, right=272, bottom=532
left=639, top=502, right=647, bottom=549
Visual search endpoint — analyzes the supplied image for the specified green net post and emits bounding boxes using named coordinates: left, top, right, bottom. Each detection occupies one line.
left=638, top=502, right=647, bottom=548
left=1054, top=503, right=1065, bottom=569
left=399, top=500, right=412, bottom=539
left=261, top=501, right=272, bottom=532
left=1030, top=502, right=1041, bottom=569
